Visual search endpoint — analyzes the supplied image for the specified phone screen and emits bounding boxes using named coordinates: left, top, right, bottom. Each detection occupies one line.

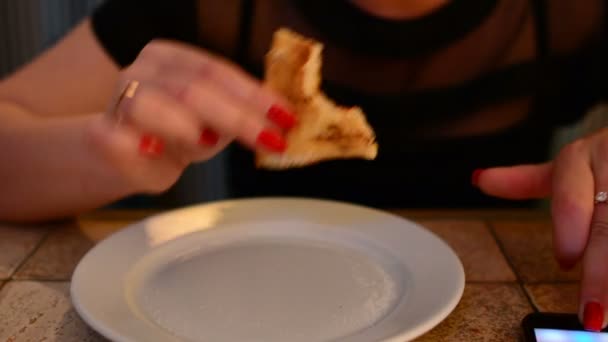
left=535, top=328, right=608, bottom=341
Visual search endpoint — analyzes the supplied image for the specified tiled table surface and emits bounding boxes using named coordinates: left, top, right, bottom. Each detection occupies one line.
left=0, top=209, right=581, bottom=341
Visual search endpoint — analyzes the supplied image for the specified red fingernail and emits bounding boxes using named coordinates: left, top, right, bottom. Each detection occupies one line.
left=257, top=129, right=287, bottom=152
left=472, top=169, right=484, bottom=186
left=267, top=105, right=297, bottom=130
left=139, top=135, right=164, bottom=156
left=584, top=302, right=604, bottom=332
left=199, top=129, right=219, bottom=146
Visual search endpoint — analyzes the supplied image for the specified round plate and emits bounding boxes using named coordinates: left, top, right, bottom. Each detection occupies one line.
left=71, top=198, right=464, bottom=342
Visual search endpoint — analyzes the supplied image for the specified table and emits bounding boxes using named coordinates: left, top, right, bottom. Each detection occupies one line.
left=0, top=209, right=581, bottom=341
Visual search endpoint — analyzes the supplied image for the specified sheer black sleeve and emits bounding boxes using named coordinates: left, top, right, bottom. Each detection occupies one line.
left=90, top=0, right=198, bottom=67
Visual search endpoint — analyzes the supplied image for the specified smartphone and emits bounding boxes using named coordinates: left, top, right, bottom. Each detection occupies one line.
left=522, top=312, right=608, bottom=341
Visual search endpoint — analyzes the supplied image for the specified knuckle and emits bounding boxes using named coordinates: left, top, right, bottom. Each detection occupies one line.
left=195, top=59, right=217, bottom=80
left=137, top=44, right=158, bottom=61
left=129, top=90, right=152, bottom=117
left=209, top=107, right=248, bottom=139
left=592, top=137, right=608, bottom=164
left=241, top=84, right=262, bottom=106
left=118, top=65, right=139, bottom=83
left=137, top=40, right=170, bottom=62
left=117, top=89, right=141, bottom=119
left=551, top=195, right=585, bottom=221
left=217, top=103, right=250, bottom=133
left=179, top=79, right=202, bottom=104
left=560, top=139, right=587, bottom=159
left=119, top=68, right=143, bottom=85
left=143, top=180, right=174, bottom=194
left=590, top=219, right=608, bottom=243
left=235, top=113, right=262, bottom=140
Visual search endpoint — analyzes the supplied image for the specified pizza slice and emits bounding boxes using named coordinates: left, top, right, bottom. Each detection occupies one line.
left=256, top=28, right=378, bottom=170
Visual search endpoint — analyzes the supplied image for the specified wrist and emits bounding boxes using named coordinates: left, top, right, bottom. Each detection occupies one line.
left=83, top=113, right=140, bottom=198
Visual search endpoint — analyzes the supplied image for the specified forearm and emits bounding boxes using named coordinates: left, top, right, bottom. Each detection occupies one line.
left=0, top=103, right=134, bottom=223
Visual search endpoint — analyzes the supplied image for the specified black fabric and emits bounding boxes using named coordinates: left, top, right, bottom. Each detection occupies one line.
left=530, top=0, right=550, bottom=58
left=243, top=59, right=543, bottom=134
left=528, top=0, right=607, bottom=126
left=235, top=0, right=254, bottom=65
left=91, top=0, right=198, bottom=67
left=292, top=0, right=499, bottom=58
left=227, top=118, right=551, bottom=208
left=527, top=0, right=608, bottom=126
left=89, top=0, right=604, bottom=128
left=90, top=0, right=607, bottom=209
left=224, top=0, right=601, bottom=208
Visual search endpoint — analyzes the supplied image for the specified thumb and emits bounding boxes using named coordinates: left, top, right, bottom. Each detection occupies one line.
left=474, top=162, right=553, bottom=200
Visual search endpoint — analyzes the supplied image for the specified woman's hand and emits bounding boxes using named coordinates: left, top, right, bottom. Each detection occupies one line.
left=476, top=127, right=608, bottom=331
left=87, top=39, right=296, bottom=194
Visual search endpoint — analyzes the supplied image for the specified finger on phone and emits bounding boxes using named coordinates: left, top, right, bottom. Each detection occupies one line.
left=577, top=144, right=608, bottom=331
left=551, top=142, right=594, bottom=270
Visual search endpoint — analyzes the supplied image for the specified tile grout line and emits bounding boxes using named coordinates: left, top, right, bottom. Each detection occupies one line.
left=525, top=280, right=580, bottom=285
left=401, top=213, right=550, bottom=222
left=7, top=278, right=70, bottom=283
left=466, top=280, right=530, bottom=285
left=485, top=219, right=539, bottom=312
left=10, top=227, right=53, bottom=280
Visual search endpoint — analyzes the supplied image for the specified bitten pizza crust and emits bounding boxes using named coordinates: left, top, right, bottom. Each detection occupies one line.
left=256, top=28, right=378, bottom=169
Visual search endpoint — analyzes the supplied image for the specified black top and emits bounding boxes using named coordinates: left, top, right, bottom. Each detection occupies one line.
left=91, top=0, right=608, bottom=208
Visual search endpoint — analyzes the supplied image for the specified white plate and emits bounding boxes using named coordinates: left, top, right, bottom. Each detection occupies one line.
left=71, top=198, right=464, bottom=342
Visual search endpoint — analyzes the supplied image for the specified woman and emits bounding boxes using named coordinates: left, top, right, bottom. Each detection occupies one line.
left=0, top=0, right=607, bottom=331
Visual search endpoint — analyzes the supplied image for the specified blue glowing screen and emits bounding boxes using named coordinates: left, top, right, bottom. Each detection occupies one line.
left=535, top=329, right=608, bottom=342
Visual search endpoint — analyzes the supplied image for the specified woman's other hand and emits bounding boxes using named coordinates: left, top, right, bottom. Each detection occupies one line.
left=476, top=127, right=608, bottom=331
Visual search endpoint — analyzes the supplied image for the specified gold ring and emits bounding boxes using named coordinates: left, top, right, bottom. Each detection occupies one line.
left=112, top=80, right=140, bottom=125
